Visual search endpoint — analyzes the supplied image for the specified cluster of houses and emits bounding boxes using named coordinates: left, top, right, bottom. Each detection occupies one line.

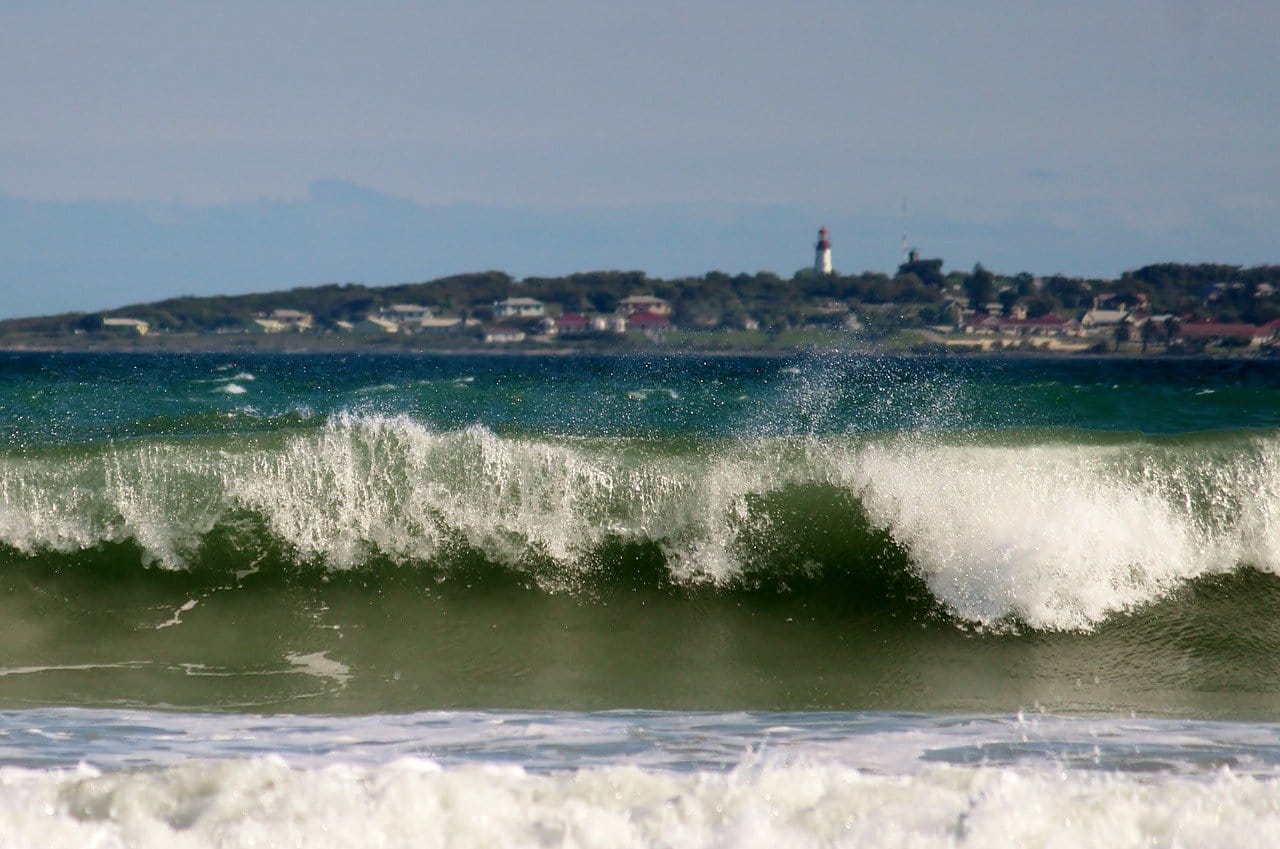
left=88, top=286, right=1280, bottom=354
left=170, top=293, right=680, bottom=345
left=479, top=294, right=674, bottom=343
left=94, top=292, right=677, bottom=345
left=945, top=293, right=1280, bottom=352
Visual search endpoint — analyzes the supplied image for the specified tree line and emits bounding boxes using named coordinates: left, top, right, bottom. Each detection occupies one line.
left=4, top=262, right=1280, bottom=338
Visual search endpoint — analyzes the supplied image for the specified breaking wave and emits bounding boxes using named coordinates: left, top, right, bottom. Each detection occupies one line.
left=3, top=414, right=1280, bottom=631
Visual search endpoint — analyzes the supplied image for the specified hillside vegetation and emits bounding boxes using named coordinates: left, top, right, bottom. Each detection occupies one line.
left=4, top=262, right=1279, bottom=349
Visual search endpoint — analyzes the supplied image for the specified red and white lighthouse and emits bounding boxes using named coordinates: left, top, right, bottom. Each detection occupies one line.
left=814, top=226, right=832, bottom=275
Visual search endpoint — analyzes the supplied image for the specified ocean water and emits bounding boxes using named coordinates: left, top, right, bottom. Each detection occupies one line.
left=3, top=351, right=1280, bottom=845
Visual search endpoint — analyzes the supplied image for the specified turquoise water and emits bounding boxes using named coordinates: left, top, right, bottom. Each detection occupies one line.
left=6, top=352, right=1280, bottom=445
left=4, top=351, right=1280, bottom=845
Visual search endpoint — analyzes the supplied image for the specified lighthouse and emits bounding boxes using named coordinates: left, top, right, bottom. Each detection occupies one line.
left=814, top=226, right=833, bottom=275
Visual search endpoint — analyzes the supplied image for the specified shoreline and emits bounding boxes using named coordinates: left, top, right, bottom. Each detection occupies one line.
left=2, top=337, right=1277, bottom=363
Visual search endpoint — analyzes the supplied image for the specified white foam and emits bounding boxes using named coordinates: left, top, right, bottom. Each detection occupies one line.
left=193, top=372, right=253, bottom=385
left=217, top=383, right=248, bottom=395
left=0, top=662, right=150, bottom=678
left=285, top=651, right=351, bottom=686
left=155, top=599, right=197, bottom=630
left=4, top=416, right=1280, bottom=629
left=2, top=758, right=1279, bottom=848
left=831, top=437, right=1280, bottom=630
left=626, top=387, right=680, bottom=401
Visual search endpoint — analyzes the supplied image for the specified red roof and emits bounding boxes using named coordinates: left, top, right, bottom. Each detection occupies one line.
left=1179, top=322, right=1270, bottom=339
left=627, top=311, right=671, bottom=328
left=555, top=313, right=589, bottom=328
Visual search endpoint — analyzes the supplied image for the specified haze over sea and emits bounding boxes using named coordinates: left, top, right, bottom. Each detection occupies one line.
left=3, top=351, right=1280, bottom=845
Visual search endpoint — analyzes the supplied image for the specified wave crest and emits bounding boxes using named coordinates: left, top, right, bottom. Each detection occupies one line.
left=3, top=415, right=1280, bottom=631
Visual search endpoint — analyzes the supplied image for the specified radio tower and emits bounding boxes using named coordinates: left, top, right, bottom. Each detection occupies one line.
left=814, top=226, right=833, bottom=275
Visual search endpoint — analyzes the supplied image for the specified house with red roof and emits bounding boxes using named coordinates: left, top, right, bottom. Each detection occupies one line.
left=1175, top=322, right=1276, bottom=347
left=549, top=313, right=591, bottom=336
left=626, top=311, right=672, bottom=334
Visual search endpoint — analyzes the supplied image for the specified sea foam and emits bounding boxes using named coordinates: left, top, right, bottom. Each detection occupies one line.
left=2, top=758, right=1278, bottom=848
left=2, top=414, right=1279, bottom=630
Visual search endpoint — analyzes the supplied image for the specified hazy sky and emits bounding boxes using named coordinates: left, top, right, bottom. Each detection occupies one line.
left=1, top=1, right=1277, bottom=316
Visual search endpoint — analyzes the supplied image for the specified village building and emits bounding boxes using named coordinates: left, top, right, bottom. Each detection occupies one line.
left=997, top=315, right=1068, bottom=336
left=593, top=314, right=628, bottom=334
left=483, top=326, right=526, bottom=344
left=1176, top=322, right=1276, bottom=348
left=617, top=295, right=672, bottom=316
left=101, top=317, right=149, bottom=335
left=493, top=297, right=545, bottom=319
left=1080, top=308, right=1129, bottom=329
left=358, top=316, right=400, bottom=334
left=418, top=315, right=463, bottom=332
left=962, top=313, right=1071, bottom=340
left=626, top=310, right=672, bottom=335
left=549, top=314, right=590, bottom=336
left=1092, top=292, right=1147, bottom=311
left=252, top=318, right=288, bottom=333
left=268, top=309, right=313, bottom=330
left=380, top=304, right=434, bottom=328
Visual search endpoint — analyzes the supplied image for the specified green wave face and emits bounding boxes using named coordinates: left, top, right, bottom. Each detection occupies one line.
left=4, top=417, right=1278, bottom=623
left=5, top=353, right=1280, bottom=716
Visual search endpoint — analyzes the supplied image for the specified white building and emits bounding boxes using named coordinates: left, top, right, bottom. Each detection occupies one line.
left=592, top=314, right=628, bottom=333
left=252, top=318, right=287, bottom=333
left=484, top=327, right=526, bottom=344
left=381, top=303, right=433, bottom=326
left=1080, top=308, right=1129, bottom=328
left=493, top=297, right=546, bottom=319
left=102, top=317, right=150, bottom=335
left=268, top=309, right=313, bottom=330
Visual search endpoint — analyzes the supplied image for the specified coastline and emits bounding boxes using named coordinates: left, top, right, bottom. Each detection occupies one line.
left=2, top=333, right=1276, bottom=362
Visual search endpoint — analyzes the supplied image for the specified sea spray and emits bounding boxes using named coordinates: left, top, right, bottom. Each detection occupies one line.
left=2, top=414, right=1280, bottom=630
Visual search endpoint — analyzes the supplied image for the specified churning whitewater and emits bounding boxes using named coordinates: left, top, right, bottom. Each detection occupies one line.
left=7, top=352, right=1280, bottom=847
left=3, top=412, right=1280, bottom=630
left=4, top=710, right=1280, bottom=848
